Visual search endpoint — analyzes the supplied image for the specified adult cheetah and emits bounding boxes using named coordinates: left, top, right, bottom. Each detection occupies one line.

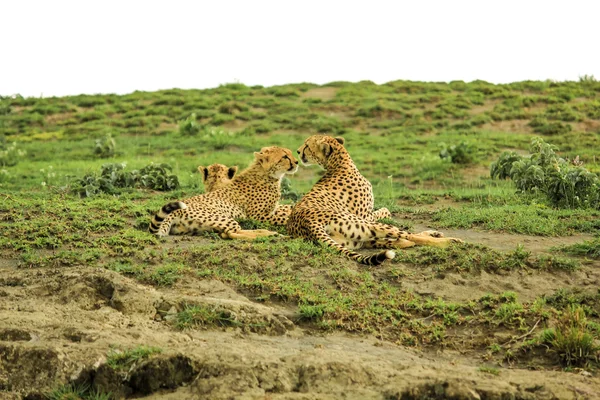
left=287, top=135, right=463, bottom=266
left=150, top=146, right=298, bottom=239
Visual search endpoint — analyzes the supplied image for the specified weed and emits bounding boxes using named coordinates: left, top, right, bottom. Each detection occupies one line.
left=477, top=366, right=500, bottom=375
left=178, top=112, right=202, bottom=136
left=45, top=383, right=111, bottom=400
left=0, top=141, right=26, bottom=167
left=175, top=304, right=237, bottom=330
left=94, top=133, right=116, bottom=158
left=106, top=345, right=162, bottom=370
left=555, top=238, right=600, bottom=259
left=540, top=306, right=599, bottom=367
left=439, top=141, right=477, bottom=164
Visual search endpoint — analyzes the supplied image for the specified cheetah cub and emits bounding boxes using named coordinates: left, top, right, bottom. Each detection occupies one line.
left=150, top=146, right=298, bottom=239
left=198, top=163, right=238, bottom=193
left=149, top=163, right=238, bottom=233
left=287, top=135, right=463, bottom=266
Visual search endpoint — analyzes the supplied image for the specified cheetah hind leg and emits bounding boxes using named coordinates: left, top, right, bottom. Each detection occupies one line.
left=222, top=229, right=280, bottom=240
left=415, top=230, right=444, bottom=238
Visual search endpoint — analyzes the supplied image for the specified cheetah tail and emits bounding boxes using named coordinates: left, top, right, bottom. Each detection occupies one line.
left=148, top=201, right=187, bottom=235
left=319, top=230, right=395, bottom=266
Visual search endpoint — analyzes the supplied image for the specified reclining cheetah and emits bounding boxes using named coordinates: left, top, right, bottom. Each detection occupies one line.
left=150, top=146, right=298, bottom=239
left=287, top=135, right=463, bottom=265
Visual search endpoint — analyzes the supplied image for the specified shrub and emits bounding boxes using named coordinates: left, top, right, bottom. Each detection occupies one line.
left=540, top=305, right=598, bottom=367
left=439, top=141, right=477, bottom=164
left=71, top=162, right=179, bottom=197
left=179, top=113, right=202, bottom=136
left=490, top=138, right=600, bottom=209
left=94, top=133, right=116, bottom=158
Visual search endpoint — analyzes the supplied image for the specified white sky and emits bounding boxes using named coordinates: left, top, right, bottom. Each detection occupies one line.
left=1, top=0, right=599, bottom=97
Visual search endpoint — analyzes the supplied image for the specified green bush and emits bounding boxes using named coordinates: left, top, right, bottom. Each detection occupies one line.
left=71, top=162, right=179, bottom=197
left=94, top=133, right=116, bottom=158
left=490, top=138, right=600, bottom=209
left=439, top=141, right=476, bottom=164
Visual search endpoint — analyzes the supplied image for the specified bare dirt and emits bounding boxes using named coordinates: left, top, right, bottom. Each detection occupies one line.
left=2, top=228, right=600, bottom=399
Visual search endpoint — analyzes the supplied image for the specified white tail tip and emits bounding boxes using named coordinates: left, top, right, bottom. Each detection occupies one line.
left=385, top=250, right=396, bottom=259
left=178, top=201, right=188, bottom=209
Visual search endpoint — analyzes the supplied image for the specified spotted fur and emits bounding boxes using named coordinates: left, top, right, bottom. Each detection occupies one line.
left=151, top=147, right=298, bottom=239
left=287, top=135, right=463, bottom=266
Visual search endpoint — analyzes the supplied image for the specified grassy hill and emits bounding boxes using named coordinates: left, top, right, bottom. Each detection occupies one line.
left=1, top=79, right=599, bottom=397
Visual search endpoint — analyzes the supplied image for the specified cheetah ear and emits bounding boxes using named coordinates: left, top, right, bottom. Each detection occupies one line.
left=227, top=166, right=238, bottom=179
left=320, top=143, right=333, bottom=157
left=335, top=136, right=345, bottom=145
left=198, top=166, right=208, bottom=181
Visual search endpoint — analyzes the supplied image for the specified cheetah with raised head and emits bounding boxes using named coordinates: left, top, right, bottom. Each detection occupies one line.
left=150, top=146, right=298, bottom=239
left=287, top=135, right=463, bottom=265
left=149, top=163, right=239, bottom=233
left=198, top=163, right=238, bottom=193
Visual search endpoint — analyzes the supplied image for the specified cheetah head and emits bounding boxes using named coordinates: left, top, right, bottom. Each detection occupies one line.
left=198, top=163, right=238, bottom=192
left=297, top=135, right=345, bottom=166
left=254, top=146, right=299, bottom=179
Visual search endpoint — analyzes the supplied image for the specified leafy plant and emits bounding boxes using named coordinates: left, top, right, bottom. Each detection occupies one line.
left=71, top=162, right=179, bottom=197
left=490, top=138, right=600, bottom=209
left=439, top=141, right=476, bottom=164
left=94, top=133, right=116, bottom=158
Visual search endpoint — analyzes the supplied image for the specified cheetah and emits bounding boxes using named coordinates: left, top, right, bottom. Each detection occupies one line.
left=149, top=163, right=238, bottom=232
left=150, top=146, right=298, bottom=239
left=198, top=163, right=238, bottom=192
left=287, top=135, right=463, bottom=266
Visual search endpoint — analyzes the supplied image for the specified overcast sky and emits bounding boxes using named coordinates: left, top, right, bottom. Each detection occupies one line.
left=2, top=0, right=599, bottom=97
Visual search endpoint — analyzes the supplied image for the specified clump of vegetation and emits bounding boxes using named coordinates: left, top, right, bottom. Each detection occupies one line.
left=106, top=345, right=162, bottom=370
left=199, top=126, right=237, bottom=150
left=0, top=139, right=26, bottom=167
left=528, top=116, right=572, bottom=135
left=439, top=141, right=476, bottom=164
left=71, top=162, right=179, bottom=197
left=491, top=137, right=600, bottom=209
left=281, top=177, right=299, bottom=201
left=540, top=305, right=599, bottom=367
left=556, top=239, right=600, bottom=259
left=178, top=112, right=202, bottom=136
left=175, top=304, right=237, bottom=330
left=93, top=133, right=116, bottom=158
left=45, top=383, right=111, bottom=400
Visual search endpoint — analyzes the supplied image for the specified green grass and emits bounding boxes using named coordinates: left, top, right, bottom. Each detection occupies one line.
left=106, top=345, right=162, bottom=370
left=3, top=79, right=600, bottom=370
left=175, top=304, right=238, bottom=330
left=555, top=238, right=600, bottom=259
left=45, top=384, right=111, bottom=400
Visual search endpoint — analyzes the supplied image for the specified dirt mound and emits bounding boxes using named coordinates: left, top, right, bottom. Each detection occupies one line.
left=1, top=247, right=599, bottom=399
